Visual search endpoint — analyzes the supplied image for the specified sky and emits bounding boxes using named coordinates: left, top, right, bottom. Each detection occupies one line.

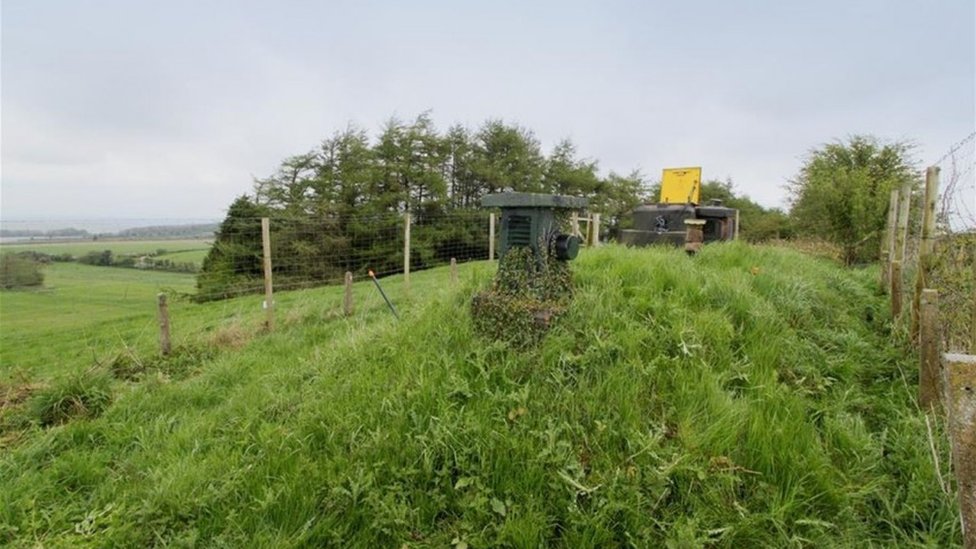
left=1, top=0, right=974, bottom=222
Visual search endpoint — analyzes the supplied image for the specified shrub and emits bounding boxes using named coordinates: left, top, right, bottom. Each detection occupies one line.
left=78, top=250, right=114, bottom=266
left=0, top=254, right=44, bottom=289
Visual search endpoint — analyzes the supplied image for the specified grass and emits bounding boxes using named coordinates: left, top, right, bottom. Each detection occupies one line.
left=0, top=242, right=962, bottom=546
left=0, top=263, right=198, bottom=379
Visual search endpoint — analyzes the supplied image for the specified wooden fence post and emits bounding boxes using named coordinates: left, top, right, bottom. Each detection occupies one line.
left=912, top=167, right=941, bottom=342
left=943, top=353, right=976, bottom=548
left=403, top=212, right=411, bottom=290
left=591, top=213, right=601, bottom=247
left=919, top=289, right=941, bottom=409
left=882, top=188, right=899, bottom=289
left=734, top=209, right=740, bottom=241
left=450, top=258, right=458, bottom=285
left=261, top=217, right=274, bottom=331
left=571, top=212, right=580, bottom=239
left=157, top=293, right=171, bottom=356
left=895, top=182, right=912, bottom=263
left=891, top=260, right=903, bottom=319
left=344, top=271, right=353, bottom=316
left=489, top=213, right=496, bottom=260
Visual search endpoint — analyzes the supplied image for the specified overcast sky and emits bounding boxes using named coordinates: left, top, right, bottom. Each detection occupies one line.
left=1, top=0, right=974, bottom=221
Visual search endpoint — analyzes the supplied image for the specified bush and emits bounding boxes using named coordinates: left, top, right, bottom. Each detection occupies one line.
left=0, top=254, right=45, bottom=289
left=78, top=250, right=114, bottom=266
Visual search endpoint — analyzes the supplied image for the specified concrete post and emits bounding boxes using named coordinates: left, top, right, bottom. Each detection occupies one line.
left=943, top=353, right=976, bottom=548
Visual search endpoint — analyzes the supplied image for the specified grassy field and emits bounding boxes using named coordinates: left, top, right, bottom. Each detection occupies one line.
left=0, top=243, right=962, bottom=546
left=0, top=263, right=198, bottom=379
left=0, top=238, right=212, bottom=266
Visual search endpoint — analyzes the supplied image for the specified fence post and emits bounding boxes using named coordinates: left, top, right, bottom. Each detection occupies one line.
left=882, top=188, right=899, bottom=289
left=912, top=167, right=941, bottom=342
left=261, top=217, right=274, bottom=331
left=919, top=289, right=941, bottom=409
left=734, top=209, right=740, bottom=240
left=891, top=260, right=902, bottom=319
left=591, top=213, right=601, bottom=247
left=972, top=294, right=976, bottom=355
left=489, top=213, right=496, bottom=260
left=157, top=293, right=171, bottom=356
left=344, top=271, right=353, bottom=316
left=403, top=212, right=411, bottom=290
left=943, top=353, right=976, bottom=548
left=571, top=212, right=580, bottom=239
left=895, top=181, right=912, bottom=263
left=450, top=258, right=458, bottom=285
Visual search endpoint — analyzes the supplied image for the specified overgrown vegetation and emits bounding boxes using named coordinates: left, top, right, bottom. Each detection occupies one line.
left=0, top=244, right=960, bottom=546
left=471, top=246, right=573, bottom=346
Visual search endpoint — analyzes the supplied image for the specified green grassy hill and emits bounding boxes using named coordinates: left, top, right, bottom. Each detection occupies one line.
left=0, top=243, right=961, bottom=547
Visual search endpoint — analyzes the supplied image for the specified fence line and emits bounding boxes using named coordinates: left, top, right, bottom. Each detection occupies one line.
left=1, top=207, right=600, bottom=371
left=883, top=132, right=976, bottom=543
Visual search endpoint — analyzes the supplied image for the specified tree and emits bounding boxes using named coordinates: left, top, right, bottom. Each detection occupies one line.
left=471, top=120, right=545, bottom=195
left=590, top=170, right=647, bottom=238
left=196, top=195, right=268, bottom=300
left=788, top=136, right=918, bottom=264
left=196, top=113, right=653, bottom=300
left=543, top=139, right=601, bottom=196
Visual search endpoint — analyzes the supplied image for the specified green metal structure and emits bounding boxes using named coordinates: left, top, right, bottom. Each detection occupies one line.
left=481, top=192, right=588, bottom=261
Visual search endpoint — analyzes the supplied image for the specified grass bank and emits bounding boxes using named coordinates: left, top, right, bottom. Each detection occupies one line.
left=0, top=243, right=961, bottom=546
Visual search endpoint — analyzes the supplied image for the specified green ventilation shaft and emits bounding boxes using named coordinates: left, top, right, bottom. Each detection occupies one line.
left=482, top=192, right=587, bottom=262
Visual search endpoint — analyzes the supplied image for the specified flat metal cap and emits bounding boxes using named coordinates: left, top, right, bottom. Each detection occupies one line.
left=481, top=192, right=588, bottom=209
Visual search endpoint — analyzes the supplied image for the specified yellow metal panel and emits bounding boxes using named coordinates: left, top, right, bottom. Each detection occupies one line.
left=660, top=167, right=702, bottom=204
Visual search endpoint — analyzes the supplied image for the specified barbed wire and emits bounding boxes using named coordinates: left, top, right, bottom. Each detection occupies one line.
left=934, top=132, right=976, bottom=232
left=929, top=132, right=975, bottom=351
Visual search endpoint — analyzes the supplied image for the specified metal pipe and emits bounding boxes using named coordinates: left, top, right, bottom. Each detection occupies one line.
left=368, top=270, right=399, bottom=320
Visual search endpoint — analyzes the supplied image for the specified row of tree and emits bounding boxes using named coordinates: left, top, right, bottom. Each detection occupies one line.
left=199, top=114, right=658, bottom=298
left=248, top=113, right=646, bottom=227
left=200, top=113, right=913, bottom=298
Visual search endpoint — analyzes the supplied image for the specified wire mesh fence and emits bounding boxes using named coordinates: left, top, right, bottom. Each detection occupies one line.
left=0, top=209, right=502, bottom=376
left=929, top=132, right=976, bottom=352
left=194, top=209, right=493, bottom=301
left=892, top=132, right=976, bottom=353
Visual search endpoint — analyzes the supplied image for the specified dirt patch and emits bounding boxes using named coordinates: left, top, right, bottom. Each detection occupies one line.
left=209, top=322, right=252, bottom=350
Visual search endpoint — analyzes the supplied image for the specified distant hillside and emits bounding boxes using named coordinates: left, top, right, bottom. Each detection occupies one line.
left=0, top=227, right=90, bottom=238
left=115, top=223, right=217, bottom=239
left=0, top=243, right=960, bottom=546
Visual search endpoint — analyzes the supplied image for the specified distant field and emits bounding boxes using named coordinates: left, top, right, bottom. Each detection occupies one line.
left=0, top=238, right=212, bottom=259
left=155, top=248, right=210, bottom=265
left=0, top=238, right=213, bottom=270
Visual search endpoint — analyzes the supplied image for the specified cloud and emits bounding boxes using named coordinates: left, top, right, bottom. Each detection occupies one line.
left=1, top=0, right=972, bottom=220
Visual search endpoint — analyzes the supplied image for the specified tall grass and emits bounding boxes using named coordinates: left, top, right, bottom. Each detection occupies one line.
left=0, top=243, right=960, bottom=546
